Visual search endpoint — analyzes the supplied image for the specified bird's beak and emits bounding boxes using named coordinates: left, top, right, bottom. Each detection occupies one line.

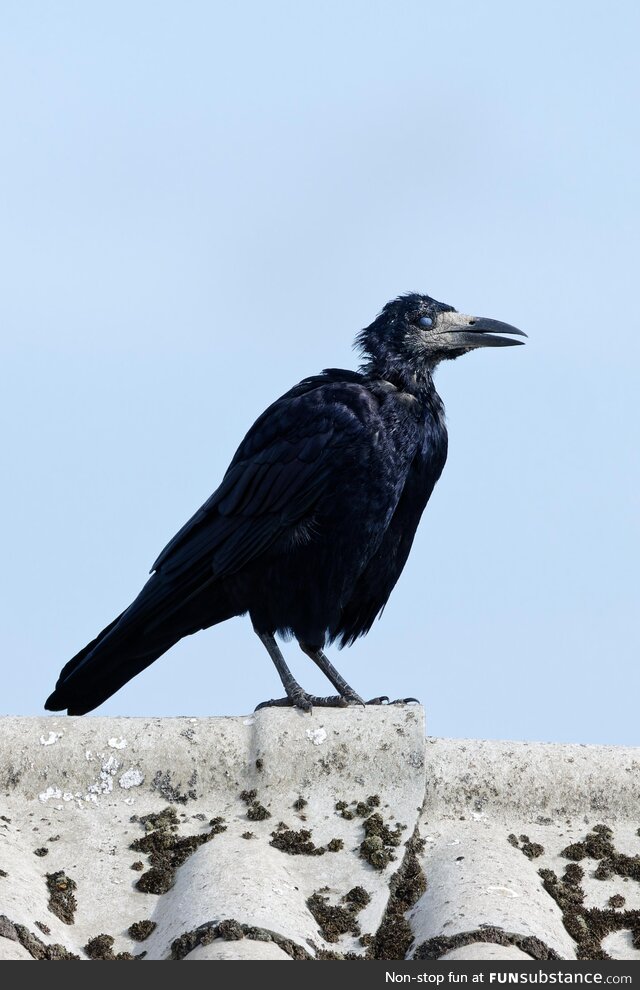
left=436, top=312, right=527, bottom=348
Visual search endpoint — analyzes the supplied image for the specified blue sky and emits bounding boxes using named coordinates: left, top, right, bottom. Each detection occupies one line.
left=1, top=0, right=638, bottom=743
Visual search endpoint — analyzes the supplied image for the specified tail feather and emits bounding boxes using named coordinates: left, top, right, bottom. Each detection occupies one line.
left=45, top=573, right=235, bottom=715
left=45, top=624, right=182, bottom=715
left=48, top=611, right=126, bottom=697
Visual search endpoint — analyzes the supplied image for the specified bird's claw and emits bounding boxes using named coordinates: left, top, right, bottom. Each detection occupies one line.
left=255, top=697, right=286, bottom=711
left=363, top=695, right=420, bottom=705
left=340, top=689, right=366, bottom=707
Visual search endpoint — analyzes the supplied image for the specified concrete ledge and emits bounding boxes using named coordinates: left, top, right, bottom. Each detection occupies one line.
left=1, top=710, right=639, bottom=960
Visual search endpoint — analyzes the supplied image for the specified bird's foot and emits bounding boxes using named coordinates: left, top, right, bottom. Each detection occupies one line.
left=255, top=688, right=313, bottom=712
left=255, top=687, right=368, bottom=712
left=254, top=691, right=419, bottom=712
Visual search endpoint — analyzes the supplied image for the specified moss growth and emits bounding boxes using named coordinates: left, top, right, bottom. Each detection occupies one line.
left=359, top=813, right=405, bottom=870
left=18, top=925, right=79, bottom=960
left=218, top=919, right=244, bottom=940
left=415, top=928, right=560, bottom=960
left=335, top=795, right=381, bottom=821
left=1, top=915, right=79, bottom=960
left=128, top=920, right=157, bottom=941
left=519, top=834, right=545, bottom=859
left=133, top=807, right=178, bottom=832
left=344, top=886, right=371, bottom=908
left=561, top=824, right=640, bottom=881
left=507, top=833, right=544, bottom=859
left=306, top=886, right=371, bottom=945
left=170, top=919, right=312, bottom=960
left=307, top=892, right=363, bottom=942
left=270, top=823, right=344, bottom=856
left=84, top=934, right=115, bottom=959
left=46, top=871, right=77, bottom=925
left=539, top=827, right=640, bottom=959
left=84, top=934, right=133, bottom=960
left=240, top=788, right=271, bottom=821
left=335, top=800, right=353, bottom=819
left=130, top=806, right=226, bottom=895
left=368, top=830, right=426, bottom=959
left=271, top=826, right=318, bottom=855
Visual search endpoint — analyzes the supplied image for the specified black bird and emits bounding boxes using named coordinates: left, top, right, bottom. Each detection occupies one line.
left=45, top=293, right=525, bottom=715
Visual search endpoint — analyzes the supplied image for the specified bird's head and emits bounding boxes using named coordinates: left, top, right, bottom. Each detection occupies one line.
left=356, top=293, right=526, bottom=382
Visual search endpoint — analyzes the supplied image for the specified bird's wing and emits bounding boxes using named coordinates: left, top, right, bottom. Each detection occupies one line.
left=151, top=381, right=392, bottom=582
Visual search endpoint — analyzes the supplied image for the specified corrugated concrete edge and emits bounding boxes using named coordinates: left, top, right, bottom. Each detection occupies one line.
left=0, top=710, right=639, bottom=961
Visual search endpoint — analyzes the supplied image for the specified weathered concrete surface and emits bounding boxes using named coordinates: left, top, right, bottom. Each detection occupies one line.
left=441, top=944, right=531, bottom=961
left=0, top=935, right=33, bottom=960
left=1, top=710, right=639, bottom=961
left=411, top=738, right=640, bottom=962
left=424, top=737, right=640, bottom=819
left=186, top=939, right=292, bottom=960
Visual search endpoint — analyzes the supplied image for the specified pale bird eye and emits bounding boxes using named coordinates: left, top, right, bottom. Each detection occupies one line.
left=419, top=316, right=433, bottom=328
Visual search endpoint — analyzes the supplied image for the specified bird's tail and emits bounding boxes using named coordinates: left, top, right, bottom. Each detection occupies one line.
left=45, top=572, right=233, bottom=715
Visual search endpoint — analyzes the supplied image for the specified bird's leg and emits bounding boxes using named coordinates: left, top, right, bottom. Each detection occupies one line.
left=299, top=643, right=389, bottom=706
left=299, top=643, right=364, bottom=704
left=254, top=632, right=369, bottom=711
left=254, top=632, right=315, bottom=712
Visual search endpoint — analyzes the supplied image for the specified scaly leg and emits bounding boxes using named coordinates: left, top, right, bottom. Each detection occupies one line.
left=298, top=643, right=366, bottom=704
left=300, top=643, right=419, bottom=706
left=254, top=632, right=352, bottom=712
